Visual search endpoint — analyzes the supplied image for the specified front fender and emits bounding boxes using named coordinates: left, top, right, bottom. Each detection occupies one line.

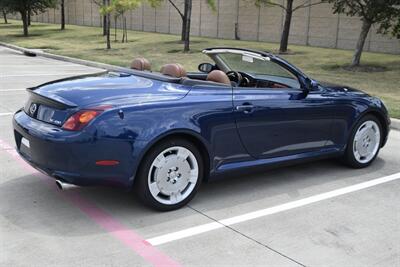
left=336, top=96, right=390, bottom=151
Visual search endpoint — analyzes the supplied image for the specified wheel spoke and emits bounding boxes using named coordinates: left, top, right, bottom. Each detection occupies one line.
left=189, top=170, right=198, bottom=183
left=153, top=154, right=167, bottom=168
left=355, top=127, right=367, bottom=140
left=149, top=182, right=160, bottom=196
left=367, top=144, right=374, bottom=155
left=177, top=147, right=190, bottom=161
left=353, top=145, right=361, bottom=160
left=170, top=192, right=183, bottom=204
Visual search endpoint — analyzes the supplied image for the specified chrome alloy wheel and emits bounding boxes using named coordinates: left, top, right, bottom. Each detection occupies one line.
left=353, top=120, right=381, bottom=164
left=147, top=146, right=199, bottom=205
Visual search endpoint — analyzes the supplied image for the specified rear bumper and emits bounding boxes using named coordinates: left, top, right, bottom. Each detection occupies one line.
left=13, top=110, right=145, bottom=188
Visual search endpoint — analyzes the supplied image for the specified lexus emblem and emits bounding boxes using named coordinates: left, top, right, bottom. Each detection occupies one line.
left=29, top=103, right=37, bottom=115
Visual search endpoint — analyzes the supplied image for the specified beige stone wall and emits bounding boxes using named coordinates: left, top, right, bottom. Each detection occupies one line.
left=14, top=0, right=400, bottom=54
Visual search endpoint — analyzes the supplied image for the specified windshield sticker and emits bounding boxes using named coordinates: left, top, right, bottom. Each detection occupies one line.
left=242, top=55, right=254, bottom=63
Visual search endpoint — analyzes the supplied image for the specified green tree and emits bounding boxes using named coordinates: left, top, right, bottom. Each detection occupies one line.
left=96, top=0, right=141, bottom=49
left=327, top=0, right=400, bottom=67
left=93, top=0, right=108, bottom=35
left=255, top=0, right=326, bottom=54
left=0, top=0, right=12, bottom=24
left=112, top=0, right=141, bottom=43
left=2, top=0, right=57, bottom=36
left=148, top=0, right=216, bottom=52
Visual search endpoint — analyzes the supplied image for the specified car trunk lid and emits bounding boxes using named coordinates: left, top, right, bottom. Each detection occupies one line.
left=24, top=73, right=189, bottom=127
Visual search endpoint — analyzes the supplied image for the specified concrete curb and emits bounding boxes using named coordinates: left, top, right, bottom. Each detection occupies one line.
left=0, top=42, right=124, bottom=74
left=1, top=42, right=399, bottom=131
left=391, top=118, right=400, bottom=131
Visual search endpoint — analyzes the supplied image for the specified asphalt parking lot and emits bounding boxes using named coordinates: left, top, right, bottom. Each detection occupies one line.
left=1, top=45, right=399, bottom=267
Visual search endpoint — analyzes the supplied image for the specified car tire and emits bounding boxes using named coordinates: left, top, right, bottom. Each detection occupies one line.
left=342, top=115, right=382, bottom=169
left=134, top=138, right=204, bottom=211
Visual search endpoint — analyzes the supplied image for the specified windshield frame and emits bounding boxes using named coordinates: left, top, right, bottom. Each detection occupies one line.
left=203, top=47, right=311, bottom=90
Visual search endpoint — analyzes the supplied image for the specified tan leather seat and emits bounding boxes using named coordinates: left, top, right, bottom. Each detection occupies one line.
left=131, top=57, right=151, bottom=71
left=206, top=70, right=231, bottom=85
left=160, top=63, right=187, bottom=78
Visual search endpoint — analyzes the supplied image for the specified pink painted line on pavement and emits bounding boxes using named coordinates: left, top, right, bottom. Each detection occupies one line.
left=0, top=138, right=181, bottom=267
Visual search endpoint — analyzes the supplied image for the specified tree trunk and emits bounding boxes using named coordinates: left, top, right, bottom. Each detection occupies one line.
left=125, top=16, right=128, bottom=42
left=27, top=9, right=31, bottom=26
left=181, top=14, right=186, bottom=42
left=122, top=17, right=124, bottom=42
left=121, top=15, right=126, bottom=43
left=351, top=19, right=372, bottom=67
left=279, top=0, right=293, bottom=54
left=183, top=0, right=192, bottom=52
left=106, top=13, right=111, bottom=49
left=20, top=10, right=29, bottom=36
left=103, top=15, right=107, bottom=35
left=3, top=10, right=7, bottom=24
left=114, top=16, right=117, bottom=42
left=235, top=23, right=240, bottom=40
left=61, top=0, right=65, bottom=30
left=102, top=0, right=107, bottom=36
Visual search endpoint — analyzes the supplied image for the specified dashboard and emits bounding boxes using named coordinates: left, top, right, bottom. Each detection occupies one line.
left=238, top=72, right=301, bottom=89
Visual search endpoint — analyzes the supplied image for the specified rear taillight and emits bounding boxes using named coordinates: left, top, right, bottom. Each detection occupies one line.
left=62, top=106, right=112, bottom=131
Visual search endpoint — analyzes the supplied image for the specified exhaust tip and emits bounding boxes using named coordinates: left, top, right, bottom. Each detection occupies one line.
left=55, top=180, right=63, bottom=190
left=55, top=179, right=79, bottom=190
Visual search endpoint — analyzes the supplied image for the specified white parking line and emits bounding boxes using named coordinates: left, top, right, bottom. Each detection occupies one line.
left=146, top=172, right=400, bottom=246
left=0, top=112, right=13, bottom=116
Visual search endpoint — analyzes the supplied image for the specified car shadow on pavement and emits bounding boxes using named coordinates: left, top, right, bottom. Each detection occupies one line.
left=0, top=157, right=387, bottom=238
left=190, top=158, right=387, bottom=212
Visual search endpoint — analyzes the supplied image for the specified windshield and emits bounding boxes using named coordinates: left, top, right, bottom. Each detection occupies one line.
left=218, top=53, right=296, bottom=80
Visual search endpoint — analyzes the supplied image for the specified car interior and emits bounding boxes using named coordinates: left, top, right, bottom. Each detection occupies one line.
left=128, top=50, right=302, bottom=89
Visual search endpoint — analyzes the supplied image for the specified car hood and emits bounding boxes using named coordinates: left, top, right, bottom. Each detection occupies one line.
left=32, top=74, right=189, bottom=108
left=319, top=81, right=369, bottom=96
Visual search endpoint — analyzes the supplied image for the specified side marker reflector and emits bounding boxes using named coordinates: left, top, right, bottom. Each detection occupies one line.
left=96, top=160, right=120, bottom=166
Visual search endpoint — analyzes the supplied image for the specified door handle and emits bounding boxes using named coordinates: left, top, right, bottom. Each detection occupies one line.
left=236, top=104, right=255, bottom=114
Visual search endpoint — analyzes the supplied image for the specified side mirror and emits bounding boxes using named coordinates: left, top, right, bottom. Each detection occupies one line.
left=304, top=78, right=317, bottom=91
left=198, top=63, right=214, bottom=73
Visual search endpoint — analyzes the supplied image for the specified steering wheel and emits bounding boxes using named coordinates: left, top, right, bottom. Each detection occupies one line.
left=226, top=71, right=243, bottom=85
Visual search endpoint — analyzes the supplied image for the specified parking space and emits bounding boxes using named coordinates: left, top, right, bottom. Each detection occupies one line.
left=1, top=46, right=399, bottom=266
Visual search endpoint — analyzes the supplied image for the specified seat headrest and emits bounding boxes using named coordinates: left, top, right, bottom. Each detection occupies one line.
left=131, top=57, right=151, bottom=71
left=160, top=63, right=187, bottom=78
left=206, top=70, right=231, bottom=85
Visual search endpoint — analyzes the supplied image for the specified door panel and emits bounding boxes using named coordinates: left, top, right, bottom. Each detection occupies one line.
left=233, top=88, right=334, bottom=159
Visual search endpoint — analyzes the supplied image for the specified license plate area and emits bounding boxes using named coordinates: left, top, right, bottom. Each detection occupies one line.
left=19, top=136, right=32, bottom=158
left=21, top=137, right=30, bottom=148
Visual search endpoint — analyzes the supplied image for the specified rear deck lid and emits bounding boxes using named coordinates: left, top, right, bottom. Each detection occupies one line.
left=24, top=73, right=189, bottom=127
left=32, top=73, right=189, bottom=108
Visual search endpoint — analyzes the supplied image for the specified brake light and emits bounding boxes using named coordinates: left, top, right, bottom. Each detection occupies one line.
left=62, top=106, right=112, bottom=131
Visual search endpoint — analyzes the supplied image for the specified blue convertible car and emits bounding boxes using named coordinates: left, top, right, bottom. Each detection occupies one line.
left=13, top=47, right=390, bottom=210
